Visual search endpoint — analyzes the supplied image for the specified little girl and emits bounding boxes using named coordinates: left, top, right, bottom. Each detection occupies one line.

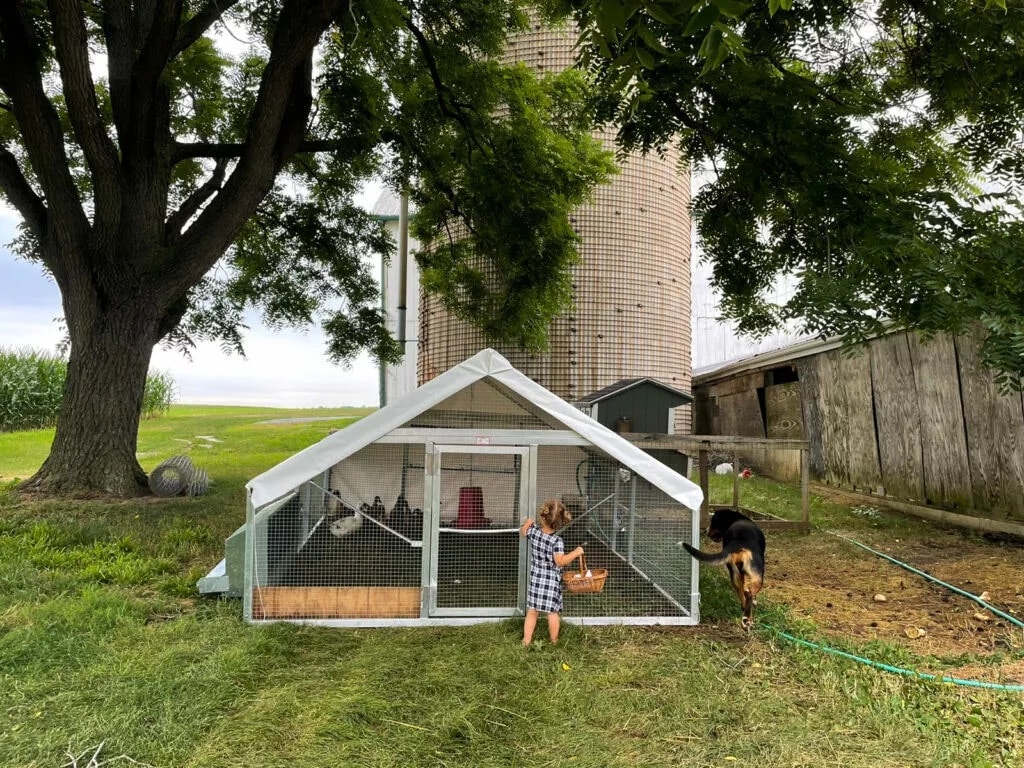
left=520, top=498, right=584, bottom=646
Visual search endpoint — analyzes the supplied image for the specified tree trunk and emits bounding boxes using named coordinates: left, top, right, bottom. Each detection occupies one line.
left=20, top=301, right=159, bottom=497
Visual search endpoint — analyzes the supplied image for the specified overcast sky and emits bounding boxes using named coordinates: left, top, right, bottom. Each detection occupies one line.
left=0, top=191, right=384, bottom=410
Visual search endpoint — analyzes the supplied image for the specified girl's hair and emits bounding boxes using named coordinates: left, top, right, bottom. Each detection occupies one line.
left=538, top=498, right=571, bottom=530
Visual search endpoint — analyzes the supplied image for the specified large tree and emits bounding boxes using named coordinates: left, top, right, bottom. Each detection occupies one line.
left=0, top=0, right=614, bottom=497
left=567, top=0, right=1024, bottom=387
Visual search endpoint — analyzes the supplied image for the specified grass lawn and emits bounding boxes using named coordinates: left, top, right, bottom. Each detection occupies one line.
left=1, top=406, right=1021, bottom=767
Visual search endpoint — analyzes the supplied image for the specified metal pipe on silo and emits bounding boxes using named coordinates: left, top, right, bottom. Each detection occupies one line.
left=398, top=191, right=409, bottom=344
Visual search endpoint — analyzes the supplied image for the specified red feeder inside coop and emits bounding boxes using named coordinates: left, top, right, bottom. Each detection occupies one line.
left=454, top=486, right=491, bottom=529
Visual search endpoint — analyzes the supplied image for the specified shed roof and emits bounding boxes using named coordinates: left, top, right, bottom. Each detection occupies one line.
left=371, top=188, right=401, bottom=220
left=247, top=349, right=704, bottom=513
left=577, top=377, right=693, bottom=406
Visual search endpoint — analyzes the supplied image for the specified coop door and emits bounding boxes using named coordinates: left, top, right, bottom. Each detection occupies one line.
left=427, top=446, right=532, bottom=617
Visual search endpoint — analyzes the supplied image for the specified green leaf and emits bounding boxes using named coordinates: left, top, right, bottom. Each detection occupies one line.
left=635, top=46, right=656, bottom=69
left=711, top=0, right=750, bottom=19
left=697, top=24, right=721, bottom=59
left=602, top=1, right=627, bottom=31
left=699, top=25, right=730, bottom=74
left=637, top=22, right=671, bottom=54
left=644, top=2, right=680, bottom=25
left=593, top=6, right=621, bottom=44
left=683, top=4, right=720, bottom=36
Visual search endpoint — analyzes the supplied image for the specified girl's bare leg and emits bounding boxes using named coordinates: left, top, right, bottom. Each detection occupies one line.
left=523, top=609, right=539, bottom=645
left=548, top=612, right=561, bottom=644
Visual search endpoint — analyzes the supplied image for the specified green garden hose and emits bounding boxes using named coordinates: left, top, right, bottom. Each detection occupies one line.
left=762, top=530, right=1024, bottom=692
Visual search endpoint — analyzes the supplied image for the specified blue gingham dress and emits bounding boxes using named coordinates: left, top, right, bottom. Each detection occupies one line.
left=526, top=526, right=565, bottom=612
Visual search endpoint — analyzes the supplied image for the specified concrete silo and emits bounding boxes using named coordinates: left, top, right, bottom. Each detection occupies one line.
left=409, top=22, right=693, bottom=431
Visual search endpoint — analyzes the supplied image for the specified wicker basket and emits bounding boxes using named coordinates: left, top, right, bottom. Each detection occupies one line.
left=562, top=554, right=608, bottom=594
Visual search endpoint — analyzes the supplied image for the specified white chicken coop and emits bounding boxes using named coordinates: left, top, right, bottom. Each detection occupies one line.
left=231, top=349, right=704, bottom=627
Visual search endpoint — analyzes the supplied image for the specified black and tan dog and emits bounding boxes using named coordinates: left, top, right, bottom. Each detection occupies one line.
left=683, top=508, right=766, bottom=630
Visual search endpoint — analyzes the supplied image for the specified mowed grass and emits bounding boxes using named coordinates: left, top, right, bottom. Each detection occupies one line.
left=1, top=407, right=1022, bottom=768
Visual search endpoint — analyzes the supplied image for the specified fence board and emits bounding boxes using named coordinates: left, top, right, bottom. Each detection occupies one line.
left=812, top=351, right=852, bottom=486
left=766, top=382, right=804, bottom=439
left=716, top=390, right=765, bottom=438
left=869, top=334, right=925, bottom=500
left=705, top=372, right=765, bottom=398
left=837, top=349, right=882, bottom=490
left=955, top=332, right=1024, bottom=520
left=759, top=381, right=805, bottom=481
left=797, top=357, right=826, bottom=481
left=907, top=334, right=973, bottom=510
left=252, top=587, right=421, bottom=619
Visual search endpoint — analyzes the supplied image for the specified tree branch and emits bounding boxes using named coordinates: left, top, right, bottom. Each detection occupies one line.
left=102, top=1, right=180, bottom=172
left=165, top=158, right=228, bottom=242
left=0, top=2, right=89, bottom=242
left=0, top=144, right=47, bottom=239
left=400, top=13, right=477, bottom=140
left=113, top=0, right=181, bottom=182
left=174, top=0, right=242, bottom=55
left=135, top=0, right=184, bottom=106
left=172, top=138, right=351, bottom=162
left=49, top=0, right=122, bottom=214
left=169, top=0, right=343, bottom=295
left=172, top=141, right=245, bottom=161
left=100, top=0, right=134, bottom=141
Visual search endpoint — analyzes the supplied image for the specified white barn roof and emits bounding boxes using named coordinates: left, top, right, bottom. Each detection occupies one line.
left=248, top=348, right=704, bottom=512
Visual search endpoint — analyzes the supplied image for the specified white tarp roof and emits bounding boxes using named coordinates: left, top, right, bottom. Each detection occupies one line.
left=247, top=348, right=704, bottom=512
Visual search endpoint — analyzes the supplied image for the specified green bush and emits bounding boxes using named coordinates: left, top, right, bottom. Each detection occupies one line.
left=0, top=347, right=176, bottom=432
left=142, top=370, right=176, bottom=420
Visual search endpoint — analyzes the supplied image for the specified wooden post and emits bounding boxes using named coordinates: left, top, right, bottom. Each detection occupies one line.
left=698, top=448, right=709, bottom=522
left=732, top=448, right=740, bottom=510
left=800, top=446, right=810, bottom=527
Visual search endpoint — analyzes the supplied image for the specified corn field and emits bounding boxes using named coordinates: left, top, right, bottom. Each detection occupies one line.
left=0, top=347, right=175, bottom=432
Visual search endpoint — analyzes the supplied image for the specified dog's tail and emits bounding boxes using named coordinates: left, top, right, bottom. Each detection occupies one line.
left=681, top=543, right=731, bottom=565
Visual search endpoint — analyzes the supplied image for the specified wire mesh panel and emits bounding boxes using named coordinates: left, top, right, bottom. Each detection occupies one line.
left=406, top=378, right=554, bottom=430
left=249, top=442, right=427, bottom=621
left=430, top=447, right=528, bottom=617
left=535, top=445, right=697, bottom=621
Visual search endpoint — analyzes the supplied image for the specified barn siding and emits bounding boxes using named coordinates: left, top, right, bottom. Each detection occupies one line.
left=955, top=332, right=1024, bottom=521
left=814, top=351, right=852, bottom=486
left=906, top=333, right=974, bottom=510
left=836, top=349, right=881, bottom=491
left=717, top=390, right=766, bottom=438
left=796, top=357, right=826, bottom=479
left=695, top=329, right=1024, bottom=525
left=765, top=382, right=803, bottom=439
left=870, top=334, right=925, bottom=501
left=704, top=371, right=765, bottom=399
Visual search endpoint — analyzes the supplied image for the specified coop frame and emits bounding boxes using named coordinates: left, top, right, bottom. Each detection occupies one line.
left=239, top=349, right=705, bottom=628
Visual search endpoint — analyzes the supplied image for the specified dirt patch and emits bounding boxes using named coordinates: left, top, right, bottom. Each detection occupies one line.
left=763, top=521, right=1024, bottom=684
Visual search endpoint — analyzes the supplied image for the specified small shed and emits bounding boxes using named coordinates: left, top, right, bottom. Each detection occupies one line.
left=576, top=378, right=694, bottom=435
left=576, top=378, right=695, bottom=480
left=218, top=349, right=705, bottom=627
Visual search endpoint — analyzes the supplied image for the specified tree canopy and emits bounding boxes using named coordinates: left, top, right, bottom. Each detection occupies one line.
left=0, top=0, right=614, bottom=496
left=566, top=0, right=1024, bottom=388
left=6, top=0, right=1024, bottom=499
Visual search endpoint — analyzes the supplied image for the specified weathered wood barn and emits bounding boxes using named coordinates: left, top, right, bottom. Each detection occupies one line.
left=692, top=329, right=1024, bottom=536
